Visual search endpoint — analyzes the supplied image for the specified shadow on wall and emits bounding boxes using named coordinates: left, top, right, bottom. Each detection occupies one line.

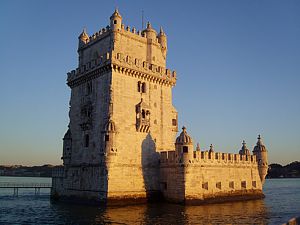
left=141, top=133, right=161, bottom=201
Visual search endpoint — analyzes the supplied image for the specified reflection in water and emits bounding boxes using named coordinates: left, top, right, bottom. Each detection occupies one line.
left=184, top=200, right=268, bottom=224
left=51, top=199, right=268, bottom=225
left=1, top=178, right=299, bottom=224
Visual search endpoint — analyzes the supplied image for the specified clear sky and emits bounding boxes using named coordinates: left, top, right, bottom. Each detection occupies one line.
left=0, top=0, right=299, bottom=166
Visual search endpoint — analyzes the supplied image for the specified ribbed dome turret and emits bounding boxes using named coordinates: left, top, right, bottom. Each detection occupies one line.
left=143, top=22, right=157, bottom=40
left=239, top=140, right=250, bottom=155
left=176, top=126, right=193, bottom=144
left=253, top=135, right=267, bottom=153
left=110, top=9, right=122, bottom=31
left=78, top=29, right=89, bottom=43
left=110, top=8, right=122, bottom=20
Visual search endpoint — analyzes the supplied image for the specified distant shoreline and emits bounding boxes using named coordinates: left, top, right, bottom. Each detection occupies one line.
left=1, top=161, right=299, bottom=179
left=0, top=165, right=62, bottom=178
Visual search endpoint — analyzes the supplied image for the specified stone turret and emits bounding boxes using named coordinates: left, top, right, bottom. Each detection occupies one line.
left=104, top=119, right=117, bottom=166
left=110, top=8, right=122, bottom=31
left=62, top=129, right=72, bottom=165
left=253, top=135, right=268, bottom=184
left=239, top=140, right=250, bottom=156
left=143, top=22, right=157, bottom=40
left=78, top=28, right=89, bottom=49
left=158, top=27, right=167, bottom=58
left=175, top=126, right=194, bottom=163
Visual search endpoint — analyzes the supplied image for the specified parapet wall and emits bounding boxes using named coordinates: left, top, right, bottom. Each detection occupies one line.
left=111, top=51, right=176, bottom=85
left=159, top=150, right=262, bottom=204
left=67, top=51, right=176, bottom=87
left=160, top=150, right=257, bottom=166
left=78, top=24, right=164, bottom=51
left=67, top=52, right=111, bottom=83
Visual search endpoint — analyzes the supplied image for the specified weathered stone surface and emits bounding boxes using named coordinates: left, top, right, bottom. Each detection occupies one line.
left=51, top=10, right=268, bottom=205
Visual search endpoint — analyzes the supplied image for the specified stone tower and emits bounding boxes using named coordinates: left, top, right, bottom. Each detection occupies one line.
left=253, top=135, right=268, bottom=184
left=54, top=9, right=178, bottom=203
left=52, top=10, right=269, bottom=205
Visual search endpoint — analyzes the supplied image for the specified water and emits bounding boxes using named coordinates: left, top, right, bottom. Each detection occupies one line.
left=0, top=177, right=299, bottom=224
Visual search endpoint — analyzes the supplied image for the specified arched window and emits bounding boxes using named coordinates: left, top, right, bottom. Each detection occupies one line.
left=141, top=82, right=146, bottom=93
left=114, top=20, right=117, bottom=24
left=86, top=82, right=92, bottom=95
left=84, top=134, right=89, bottom=147
left=142, top=110, right=146, bottom=119
left=137, top=81, right=141, bottom=92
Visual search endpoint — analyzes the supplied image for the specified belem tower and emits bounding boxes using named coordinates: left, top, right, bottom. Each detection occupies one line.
left=51, top=10, right=269, bottom=205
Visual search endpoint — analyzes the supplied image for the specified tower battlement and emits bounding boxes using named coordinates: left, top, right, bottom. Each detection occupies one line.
left=77, top=9, right=168, bottom=69
left=67, top=51, right=176, bottom=88
left=160, top=150, right=257, bottom=165
left=79, top=25, right=165, bottom=50
left=78, top=23, right=166, bottom=51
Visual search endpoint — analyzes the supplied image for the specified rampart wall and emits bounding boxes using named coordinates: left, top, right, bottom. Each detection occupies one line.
left=159, top=150, right=263, bottom=204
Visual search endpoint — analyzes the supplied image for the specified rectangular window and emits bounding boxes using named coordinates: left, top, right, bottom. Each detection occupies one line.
left=85, top=134, right=89, bottom=147
left=183, top=146, right=188, bottom=153
left=216, top=182, right=222, bottom=190
left=105, top=135, right=109, bottom=142
left=252, top=181, right=257, bottom=188
left=202, top=182, right=208, bottom=190
left=141, top=82, right=146, bottom=93
left=241, top=181, right=246, bottom=189
left=172, top=119, right=177, bottom=126
left=229, top=181, right=234, bottom=189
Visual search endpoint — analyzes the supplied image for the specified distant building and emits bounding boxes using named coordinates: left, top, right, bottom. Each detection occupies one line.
left=51, top=10, right=268, bottom=205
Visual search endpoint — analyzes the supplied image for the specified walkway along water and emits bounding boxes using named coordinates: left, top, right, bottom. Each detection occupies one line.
left=0, top=182, right=52, bottom=196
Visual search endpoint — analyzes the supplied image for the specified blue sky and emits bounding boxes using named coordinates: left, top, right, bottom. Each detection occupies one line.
left=0, top=0, right=299, bottom=166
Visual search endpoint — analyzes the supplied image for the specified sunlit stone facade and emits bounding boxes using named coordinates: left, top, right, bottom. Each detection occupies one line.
left=51, top=10, right=268, bottom=205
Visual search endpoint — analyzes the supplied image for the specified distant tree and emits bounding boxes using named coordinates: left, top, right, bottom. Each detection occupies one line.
left=267, top=161, right=300, bottom=178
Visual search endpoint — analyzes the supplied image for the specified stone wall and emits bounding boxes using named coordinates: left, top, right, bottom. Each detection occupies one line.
left=160, top=150, right=263, bottom=203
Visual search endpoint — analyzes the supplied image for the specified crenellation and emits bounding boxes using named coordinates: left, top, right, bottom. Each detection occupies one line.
left=160, top=149, right=258, bottom=167
left=78, top=26, right=111, bottom=51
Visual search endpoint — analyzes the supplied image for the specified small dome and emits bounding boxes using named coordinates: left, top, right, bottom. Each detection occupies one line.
left=158, top=26, right=166, bottom=37
left=110, top=8, right=122, bottom=19
left=239, top=140, right=250, bottom=155
left=145, top=22, right=156, bottom=32
left=253, top=135, right=267, bottom=153
left=176, top=126, right=193, bottom=144
left=105, top=120, right=116, bottom=132
left=78, top=29, right=89, bottom=43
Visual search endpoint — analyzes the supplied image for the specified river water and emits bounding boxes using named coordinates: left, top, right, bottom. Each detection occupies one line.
left=0, top=176, right=299, bottom=224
